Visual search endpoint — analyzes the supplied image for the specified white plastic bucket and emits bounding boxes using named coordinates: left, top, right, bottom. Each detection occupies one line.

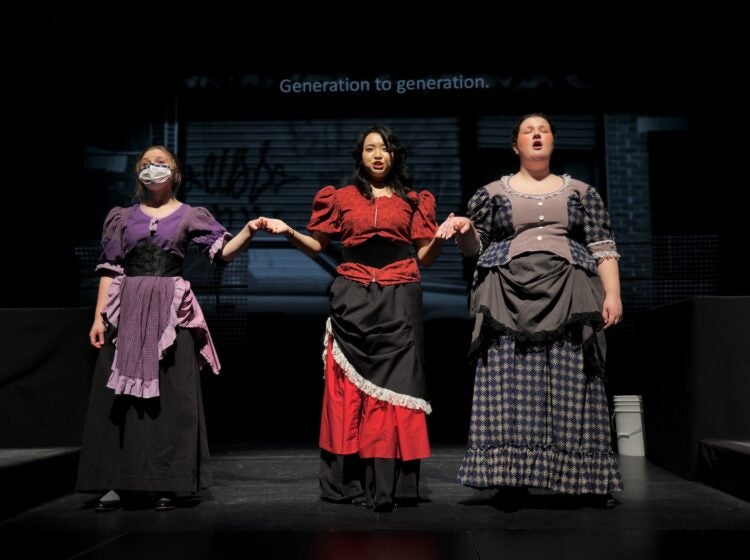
left=613, top=395, right=645, bottom=456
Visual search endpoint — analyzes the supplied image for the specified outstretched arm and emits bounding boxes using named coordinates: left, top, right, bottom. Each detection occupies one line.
left=415, top=212, right=474, bottom=267
left=437, top=213, right=480, bottom=257
left=219, top=218, right=265, bottom=262
left=414, top=235, right=445, bottom=268
left=259, top=217, right=331, bottom=258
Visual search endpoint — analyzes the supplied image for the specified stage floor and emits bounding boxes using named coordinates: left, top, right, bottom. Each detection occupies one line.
left=1, top=446, right=748, bottom=559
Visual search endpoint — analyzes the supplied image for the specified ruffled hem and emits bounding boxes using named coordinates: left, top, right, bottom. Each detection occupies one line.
left=102, top=277, right=221, bottom=398
left=105, top=371, right=160, bottom=398
left=324, top=318, right=432, bottom=414
left=469, top=307, right=604, bottom=354
left=468, top=254, right=607, bottom=376
left=470, top=308, right=607, bottom=378
left=458, top=443, right=623, bottom=494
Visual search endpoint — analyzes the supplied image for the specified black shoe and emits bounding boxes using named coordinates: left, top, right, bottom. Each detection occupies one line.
left=372, top=501, right=395, bottom=513
left=492, top=486, right=529, bottom=511
left=154, top=497, right=176, bottom=511
left=588, top=493, right=617, bottom=509
left=395, top=497, right=419, bottom=508
left=94, top=499, right=122, bottom=512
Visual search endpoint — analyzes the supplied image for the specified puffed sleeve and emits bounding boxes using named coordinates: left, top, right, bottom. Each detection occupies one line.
left=189, top=207, right=232, bottom=263
left=582, top=186, right=620, bottom=260
left=307, top=186, right=340, bottom=234
left=96, top=207, right=125, bottom=276
left=410, top=190, right=438, bottom=241
left=467, top=188, right=491, bottom=254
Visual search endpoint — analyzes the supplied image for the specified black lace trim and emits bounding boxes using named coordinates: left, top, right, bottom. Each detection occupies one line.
left=469, top=306, right=606, bottom=377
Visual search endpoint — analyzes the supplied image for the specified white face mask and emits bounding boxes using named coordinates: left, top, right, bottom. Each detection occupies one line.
left=139, top=164, right=172, bottom=188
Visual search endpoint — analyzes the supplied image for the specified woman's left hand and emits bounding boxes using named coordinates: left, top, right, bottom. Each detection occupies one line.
left=246, top=218, right=264, bottom=234
left=437, top=213, right=472, bottom=240
left=258, top=217, right=290, bottom=236
left=601, top=294, right=623, bottom=329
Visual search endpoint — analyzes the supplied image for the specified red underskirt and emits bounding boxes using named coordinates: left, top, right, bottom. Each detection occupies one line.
left=318, top=336, right=431, bottom=461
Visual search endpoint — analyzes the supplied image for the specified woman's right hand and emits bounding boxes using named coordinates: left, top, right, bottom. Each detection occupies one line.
left=89, top=318, right=106, bottom=349
left=259, top=217, right=291, bottom=236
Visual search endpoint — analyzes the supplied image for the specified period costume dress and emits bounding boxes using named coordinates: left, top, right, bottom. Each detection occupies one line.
left=458, top=175, right=623, bottom=495
left=76, top=203, right=230, bottom=494
left=310, top=185, right=437, bottom=508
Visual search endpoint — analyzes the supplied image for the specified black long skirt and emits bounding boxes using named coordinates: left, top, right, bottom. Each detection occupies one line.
left=76, top=328, right=213, bottom=494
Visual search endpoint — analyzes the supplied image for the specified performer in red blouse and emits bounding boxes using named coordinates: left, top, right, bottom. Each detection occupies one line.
left=259, top=125, right=458, bottom=511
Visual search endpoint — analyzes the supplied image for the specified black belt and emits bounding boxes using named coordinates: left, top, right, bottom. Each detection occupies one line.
left=342, top=236, right=410, bottom=268
left=124, top=240, right=183, bottom=277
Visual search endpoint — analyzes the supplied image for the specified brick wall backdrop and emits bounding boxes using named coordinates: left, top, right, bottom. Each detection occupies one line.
left=604, top=114, right=653, bottom=312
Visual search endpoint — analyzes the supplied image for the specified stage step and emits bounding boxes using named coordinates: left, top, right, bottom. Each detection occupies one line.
left=699, top=439, right=750, bottom=502
left=0, top=447, right=80, bottom=520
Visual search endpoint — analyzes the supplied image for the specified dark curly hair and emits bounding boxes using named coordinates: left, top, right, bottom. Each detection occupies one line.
left=351, top=124, right=417, bottom=208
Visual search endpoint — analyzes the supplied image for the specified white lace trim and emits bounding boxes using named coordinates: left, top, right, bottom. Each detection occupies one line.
left=501, top=174, right=571, bottom=199
left=593, top=250, right=621, bottom=261
left=323, top=318, right=432, bottom=414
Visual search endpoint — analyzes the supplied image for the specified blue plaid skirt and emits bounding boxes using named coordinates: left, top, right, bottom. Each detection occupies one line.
left=459, top=254, right=622, bottom=495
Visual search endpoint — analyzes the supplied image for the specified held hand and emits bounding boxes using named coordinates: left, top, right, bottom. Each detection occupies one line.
left=452, top=216, right=472, bottom=235
left=601, top=294, right=623, bottom=329
left=89, top=319, right=106, bottom=349
left=258, top=217, right=290, bottom=236
left=436, top=213, right=472, bottom=240
left=436, top=213, right=455, bottom=239
left=246, top=218, right=265, bottom=234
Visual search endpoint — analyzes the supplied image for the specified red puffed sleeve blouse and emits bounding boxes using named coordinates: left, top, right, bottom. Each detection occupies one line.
left=307, top=185, right=438, bottom=285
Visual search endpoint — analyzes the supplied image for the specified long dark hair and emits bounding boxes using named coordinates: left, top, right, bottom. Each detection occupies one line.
left=351, top=124, right=417, bottom=207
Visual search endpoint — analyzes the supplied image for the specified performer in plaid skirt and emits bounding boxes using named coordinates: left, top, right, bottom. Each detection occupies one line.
left=444, top=114, right=623, bottom=505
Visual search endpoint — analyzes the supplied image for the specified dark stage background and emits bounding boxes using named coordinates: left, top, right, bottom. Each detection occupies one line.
left=7, top=27, right=741, bottom=458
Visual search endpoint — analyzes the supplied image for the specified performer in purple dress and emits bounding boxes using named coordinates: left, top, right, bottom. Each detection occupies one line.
left=76, top=145, right=262, bottom=511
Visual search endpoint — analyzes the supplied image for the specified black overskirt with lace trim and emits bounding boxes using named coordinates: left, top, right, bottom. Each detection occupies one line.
left=469, top=252, right=606, bottom=376
left=329, top=277, right=428, bottom=403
